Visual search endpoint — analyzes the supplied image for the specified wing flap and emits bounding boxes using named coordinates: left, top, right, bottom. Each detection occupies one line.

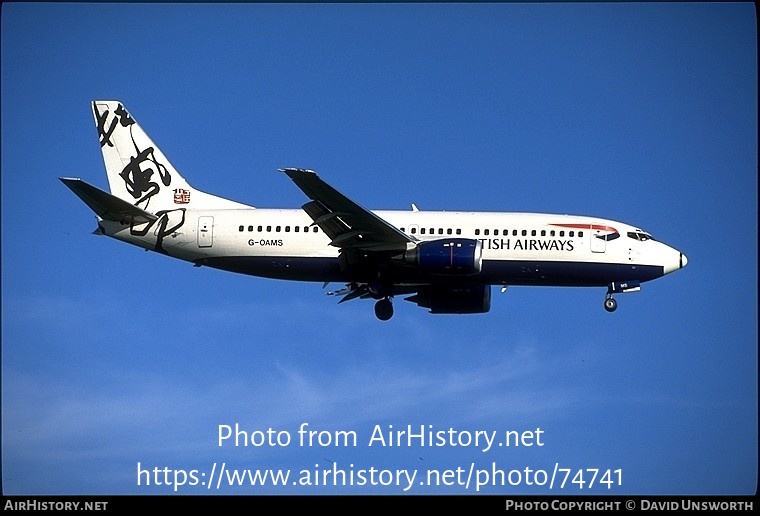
left=301, top=200, right=351, bottom=242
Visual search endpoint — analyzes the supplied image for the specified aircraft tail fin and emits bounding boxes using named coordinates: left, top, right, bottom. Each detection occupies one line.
left=91, top=100, right=251, bottom=211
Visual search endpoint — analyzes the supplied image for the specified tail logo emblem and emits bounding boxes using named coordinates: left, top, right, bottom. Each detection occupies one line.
left=173, top=189, right=191, bottom=204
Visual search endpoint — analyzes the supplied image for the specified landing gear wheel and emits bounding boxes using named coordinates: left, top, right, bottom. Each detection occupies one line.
left=374, top=298, right=394, bottom=321
left=604, top=297, right=618, bottom=313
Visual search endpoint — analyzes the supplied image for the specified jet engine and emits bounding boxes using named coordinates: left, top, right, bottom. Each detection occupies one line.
left=405, top=284, right=491, bottom=314
left=402, top=238, right=483, bottom=275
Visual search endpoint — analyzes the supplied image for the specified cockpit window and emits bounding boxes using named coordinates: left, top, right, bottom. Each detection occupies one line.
left=627, top=231, right=656, bottom=242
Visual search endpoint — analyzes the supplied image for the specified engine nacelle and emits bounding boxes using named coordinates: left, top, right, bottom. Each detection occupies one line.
left=405, top=284, right=491, bottom=314
left=404, top=238, right=483, bottom=275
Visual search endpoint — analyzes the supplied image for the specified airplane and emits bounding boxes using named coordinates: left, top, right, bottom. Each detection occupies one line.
left=61, top=100, right=688, bottom=321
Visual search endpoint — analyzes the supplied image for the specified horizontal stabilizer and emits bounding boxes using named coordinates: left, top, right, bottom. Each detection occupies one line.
left=60, top=177, right=158, bottom=224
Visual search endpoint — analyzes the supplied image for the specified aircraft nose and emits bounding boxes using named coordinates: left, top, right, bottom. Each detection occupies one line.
left=663, top=247, right=687, bottom=275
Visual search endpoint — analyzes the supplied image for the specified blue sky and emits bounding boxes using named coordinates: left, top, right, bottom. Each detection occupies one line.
left=1, top=2, right=756, bottom=496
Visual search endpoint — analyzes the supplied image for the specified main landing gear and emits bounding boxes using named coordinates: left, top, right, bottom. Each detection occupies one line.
left=374, top=297, right=394, bottom=321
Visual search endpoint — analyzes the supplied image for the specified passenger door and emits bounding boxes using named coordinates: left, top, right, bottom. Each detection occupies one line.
left=590, top=227, right=606, bottom=253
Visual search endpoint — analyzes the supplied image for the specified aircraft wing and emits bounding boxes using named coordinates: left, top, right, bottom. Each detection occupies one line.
left=280, top=168, right=415, bottom=252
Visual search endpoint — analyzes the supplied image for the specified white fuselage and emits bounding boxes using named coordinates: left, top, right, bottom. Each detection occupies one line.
left=65, top=100, right=688, bottom=318
left=102, top=206, right=685, bottom=287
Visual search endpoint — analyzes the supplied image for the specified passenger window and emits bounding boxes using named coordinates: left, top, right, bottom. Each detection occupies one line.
left=475, top=229, right=480, bottom=236
left=285, top=226, right=290, bottom=232
left=295, top=226, right=300, bottom=232
left=578, top=231, right=583, bottom=237
left=484, top=229, right=490, bottom=236
left=559, top=231, right=564, bottom=237
left=313, top=226, right=318, bottom=232
left=531, top=230, right=536, bottom=236
left=522, top=230, right=527, bottom=236
left=421, top=228, right=427, bottom=235
left=276, top=226, right=281, bottom=232
left=438, top=228, right=444, bottom=235
left=248, top=226, right=254, bottom=232
left=447, top=228, right=452, bottom=235
left=238, top=225, right=244, bottom=232
left=569, top=231, right=574, bottom=237
left=540, top=230, right=546, bottom=237
left=411, top=227, right=417, bottom=234
left=456, top=229, right=461, bottom=235
left=258, top=225, right=263, bottom=232
left=266, top=225, right=272, bottom=232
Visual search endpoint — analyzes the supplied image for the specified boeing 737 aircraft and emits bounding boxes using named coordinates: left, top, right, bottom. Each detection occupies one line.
left=62, top=101, right=687, bottom=320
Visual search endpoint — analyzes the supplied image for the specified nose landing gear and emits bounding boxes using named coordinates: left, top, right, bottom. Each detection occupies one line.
left=604, top=280, right=640, bottom=312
